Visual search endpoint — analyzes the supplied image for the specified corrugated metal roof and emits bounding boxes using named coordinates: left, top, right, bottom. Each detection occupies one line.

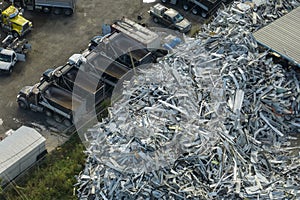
left=253, top=6, right=300, bottom=67
left=0, top=126, right=46, bottom=174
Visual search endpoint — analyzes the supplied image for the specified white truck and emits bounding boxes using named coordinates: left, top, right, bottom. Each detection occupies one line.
left=0, top=48, right=17, bottom=74
left=0, top=36, right=31, bottom=74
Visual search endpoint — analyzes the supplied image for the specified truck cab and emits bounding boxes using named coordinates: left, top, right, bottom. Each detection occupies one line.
left=0, top=48, right=17, bottom=74
left=17, top=84, right=40, bottom=110
left=0, top=5, right=33, bottom=37
left=17, top=81, right=84, bottom=125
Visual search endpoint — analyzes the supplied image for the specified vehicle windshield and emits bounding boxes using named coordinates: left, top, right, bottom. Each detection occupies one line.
left=9, top=8, right=19, bottom=19
left=0, top=54, right=12, bottom=62
left=173, top=13, right=184, bottom=23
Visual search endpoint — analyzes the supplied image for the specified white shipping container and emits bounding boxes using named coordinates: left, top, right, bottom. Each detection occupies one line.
left=0, top=126, right=46, bottom=186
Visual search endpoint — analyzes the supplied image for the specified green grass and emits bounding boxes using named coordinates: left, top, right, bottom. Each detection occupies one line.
left=1, top=134, right=86, bottom=200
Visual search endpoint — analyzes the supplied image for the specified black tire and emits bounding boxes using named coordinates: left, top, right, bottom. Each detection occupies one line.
left=63, top=119, right=72, bottom=127
left=45, top=109, right=52, bottom=117
left=12, top=31, right=19, bottom=38
left=201, top=11, right=208, bottom=18
left=53, top=114, right=62, bottom=122
left=192, top=8, right=199, bottom=15
left=153, top=17, right=159, bottom=23
left=53, top=8, right=62, bottom=15
left=183, top=4, right=189, bottom=11
left=63, top=8, right=73, bottom=16
left=18, top=98, right=28, bottom=109
left=8, top=67, right=13, bottom=74
left=43, top=7, right=51, bottom=13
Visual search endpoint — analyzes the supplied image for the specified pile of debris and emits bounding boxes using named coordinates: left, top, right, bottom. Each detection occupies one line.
left=75, top=1, right=300, bottom=199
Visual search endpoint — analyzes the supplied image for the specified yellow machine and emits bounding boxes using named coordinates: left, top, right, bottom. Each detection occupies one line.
left=0, top=5, right=32, bottom=37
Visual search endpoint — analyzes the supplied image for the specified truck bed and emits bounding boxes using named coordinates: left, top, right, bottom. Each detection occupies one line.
left=64, top=67, right=104, bottom=95
left=86, top=51, right=130, bottom=80
left=44, top=86, right=82, bottom=111
left=191, top=0, right=222, bottom=13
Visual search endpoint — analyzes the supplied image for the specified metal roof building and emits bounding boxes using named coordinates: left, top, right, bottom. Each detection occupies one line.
left=0, top=126, right=46, bottom=185
left=253, top=6, right=300, bottom=67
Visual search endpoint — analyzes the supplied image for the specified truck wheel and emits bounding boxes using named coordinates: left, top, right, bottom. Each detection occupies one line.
left=18, top=98, right=28, bottom=110
left=43, top=7, right=51, bottom=13
left=8, top=67, right=13, bottom=74
left=63, top=119, right=72, bottom=127
left=53, top=8, right=62, bottom=15
left=53, top=114, right=63, bottom=123
left=45, top=109, right=52, bottom=117
left=201, top=11, right=208, bottom=18
left=63, top=8, right=73, bottom=16
left=12, top=31, right=19, bottom=38
left=183, top=4, right=189, bottom=11
left=153, top=17, right=159, bottom=23
left=192, top=8, right=199, bottom=15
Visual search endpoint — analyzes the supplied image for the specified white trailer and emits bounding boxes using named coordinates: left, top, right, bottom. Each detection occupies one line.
left=0, top=126, right=47, bottom=186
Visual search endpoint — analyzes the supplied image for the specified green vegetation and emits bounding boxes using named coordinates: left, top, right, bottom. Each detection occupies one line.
left=1, top=134, right=86, bottom=200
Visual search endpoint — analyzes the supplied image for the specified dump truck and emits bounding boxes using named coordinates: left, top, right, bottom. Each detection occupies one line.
left=0, top=126, right=47, bottom=187
left=17, top=0, right=75, bottom=15
left=161, top=0, right=223, bottom=17
left=84, top=31, right=158, bottom=87
left=111, top=18, right=162, bottom=50
left=41, top=62, right=107, bottom=105
left=149, top=3, right=191, bottom=32
left=88, top=18, right=168, bottom=62
left=84, top=22, right=168, bottom=87
left=0, top=5, right=33, bottom=37
left=17, top=80, right=85, bottom=125
left=96, top=32, right=157, bottom=67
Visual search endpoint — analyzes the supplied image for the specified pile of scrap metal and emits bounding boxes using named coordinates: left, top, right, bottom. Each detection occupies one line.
left=75, top=1, right=300, bottom=199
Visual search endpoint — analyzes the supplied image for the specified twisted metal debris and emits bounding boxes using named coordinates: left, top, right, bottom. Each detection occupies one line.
left=76, top=1, right=300, bottom=199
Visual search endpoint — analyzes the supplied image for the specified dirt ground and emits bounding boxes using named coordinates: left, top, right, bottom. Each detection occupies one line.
left=0, top=0, right=204, bottom=151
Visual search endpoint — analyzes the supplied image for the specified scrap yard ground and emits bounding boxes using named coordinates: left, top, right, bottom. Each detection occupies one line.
left=0, top=0, right=202, bottom=150
left=1, top=0, right=300, bottom=199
